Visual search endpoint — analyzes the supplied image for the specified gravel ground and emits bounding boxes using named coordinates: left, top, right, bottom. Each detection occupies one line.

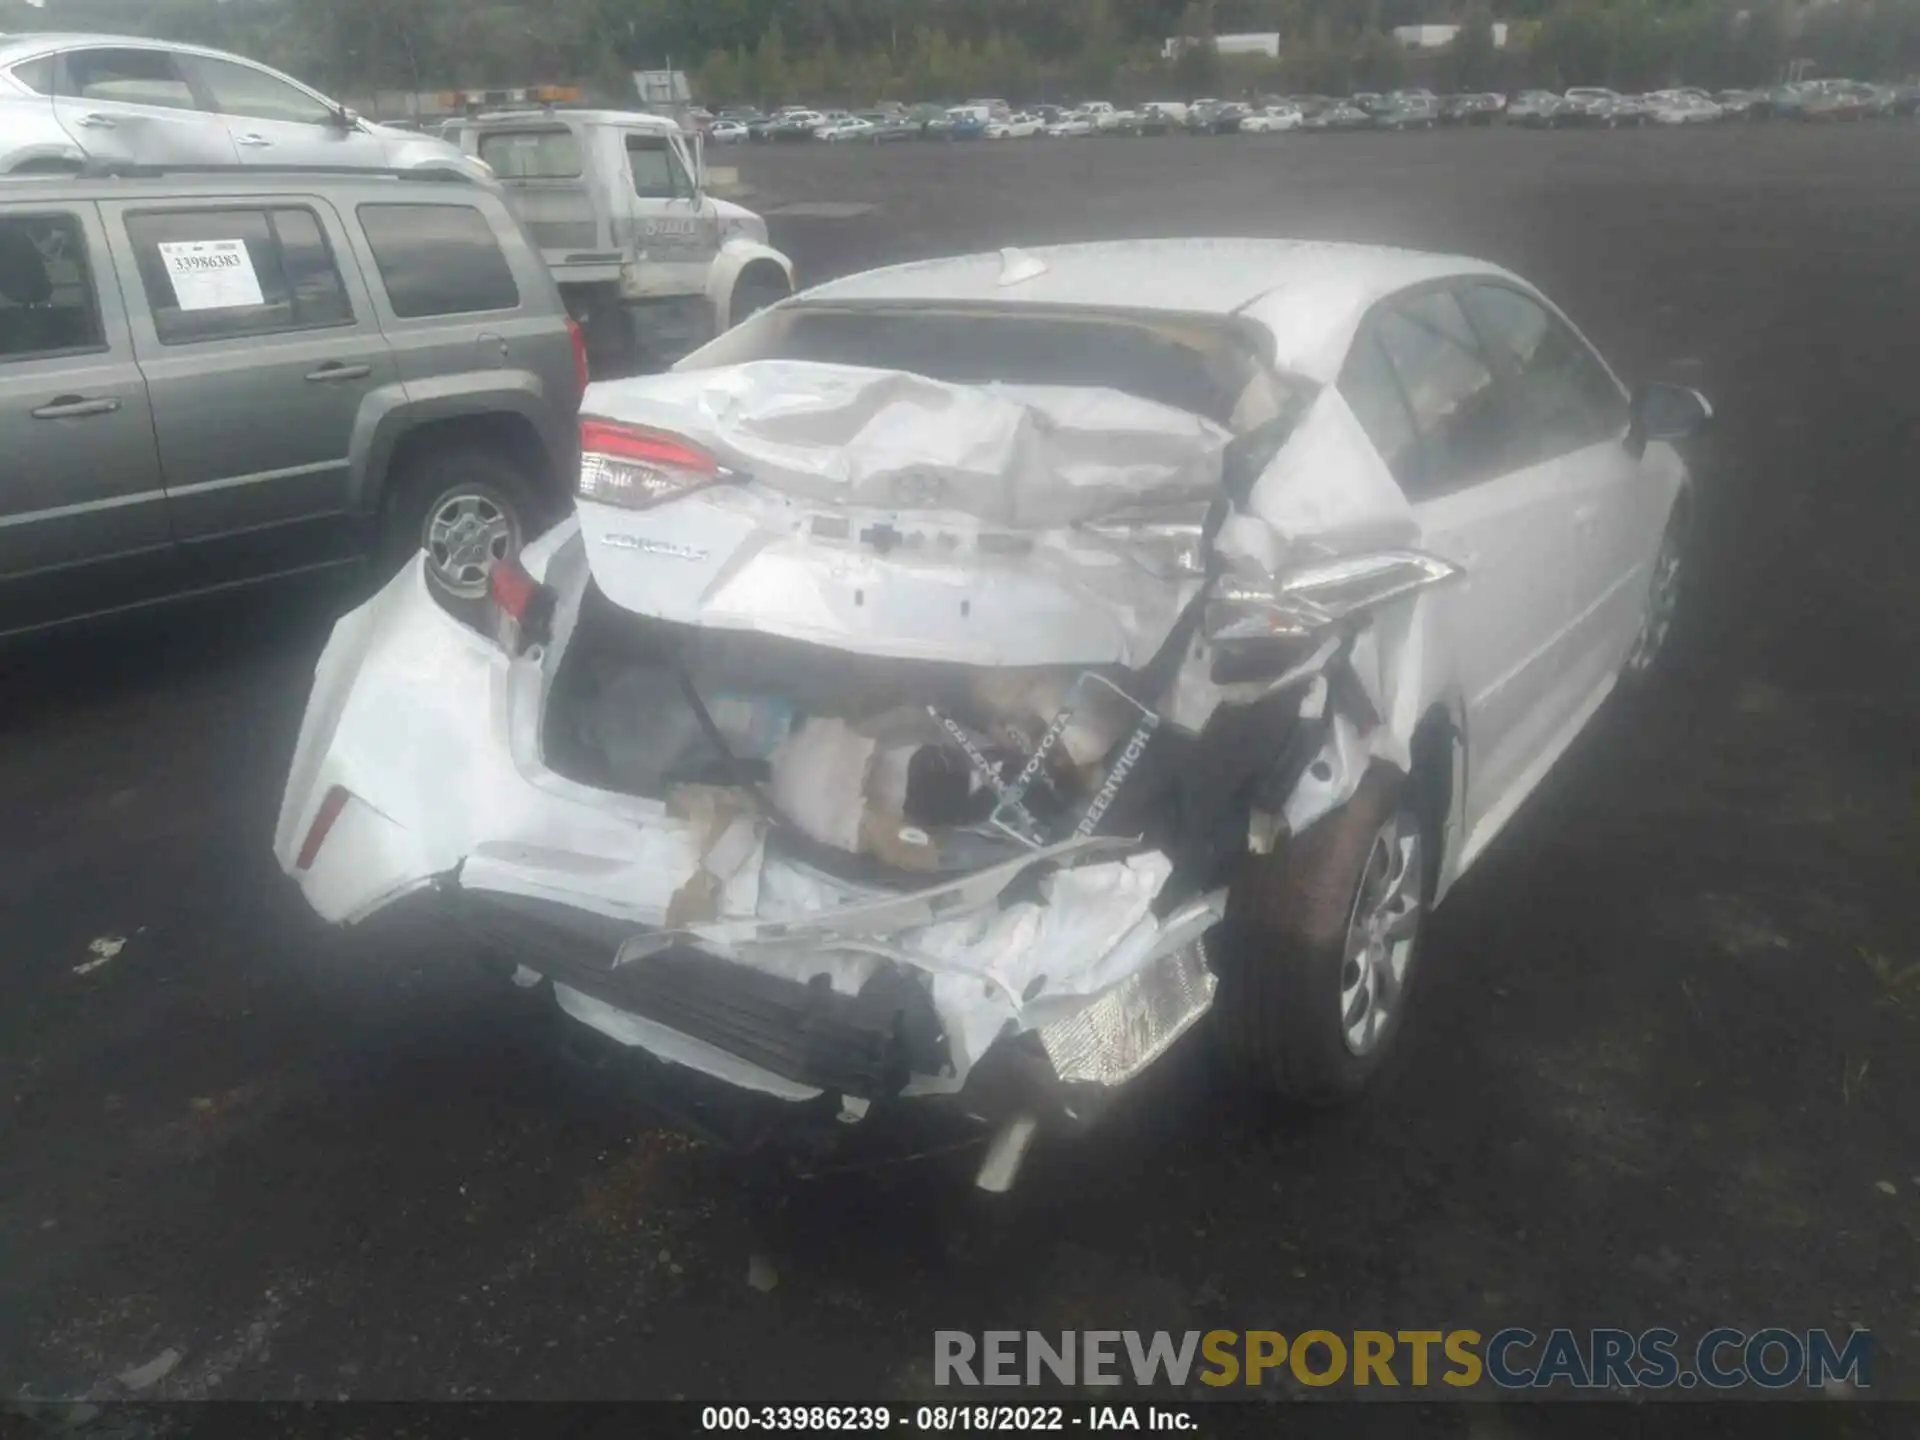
left=3, top=125, right=1918, bottom=1410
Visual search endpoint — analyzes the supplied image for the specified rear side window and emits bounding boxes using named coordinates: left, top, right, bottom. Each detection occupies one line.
left=357, top=203, right=519, bottom=318
left=477, top=129, right=583, bottom=179
left=1369, top=290, right=1515, bottom=497
left=126, top=207, right=353, bottom=345
left=1337, top=329, right=1419, bottom=488
left=186, top=56, right=337, bottom=126
left=1458, top=283, right=1627, bottom=462
left=9, top=56, right=56, bottom=95
left=63, top=48, right=198, bottom=111
left=0, top=212, right=106, bottom=361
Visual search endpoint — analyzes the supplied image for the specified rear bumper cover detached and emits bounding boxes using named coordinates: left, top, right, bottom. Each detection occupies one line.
left=275, top=552, right=1230, bottom=1123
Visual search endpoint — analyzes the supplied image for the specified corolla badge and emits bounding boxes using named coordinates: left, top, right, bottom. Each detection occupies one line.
left=599, top=534, right=710, bottom=560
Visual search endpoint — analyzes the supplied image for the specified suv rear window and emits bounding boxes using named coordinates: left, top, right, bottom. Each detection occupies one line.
left=126, top=207, right=352, bottom=345
left=357, top=203, right=519, bottom=318
left=477, top=129, right=583, bottom=179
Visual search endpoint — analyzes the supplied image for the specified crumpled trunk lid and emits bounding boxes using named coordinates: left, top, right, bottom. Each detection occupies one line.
left=570, top=362, right=1230, bottom=668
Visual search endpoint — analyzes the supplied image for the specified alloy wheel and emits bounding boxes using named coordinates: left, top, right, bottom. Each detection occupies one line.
left=424, top=489, right=520, bottom=598
left=1338, top=809, right=1424, bottom=1057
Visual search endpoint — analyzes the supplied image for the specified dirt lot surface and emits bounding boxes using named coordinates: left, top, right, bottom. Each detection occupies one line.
left=4, top=127, right=1918, bottom=1412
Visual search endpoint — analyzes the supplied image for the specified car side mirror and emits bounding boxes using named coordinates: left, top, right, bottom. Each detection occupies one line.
left=332, top=106, right=360, bottom=130
left=1627, top=381, right=1712, bottom=457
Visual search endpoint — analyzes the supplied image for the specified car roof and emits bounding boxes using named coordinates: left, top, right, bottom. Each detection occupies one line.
left=799, top=238, right=1517, bottom=382
left=0, top=171, right=498, bottom=205
left=1, top=31, right=265, bottom=63
left=464, top=108, right=681, bottom=132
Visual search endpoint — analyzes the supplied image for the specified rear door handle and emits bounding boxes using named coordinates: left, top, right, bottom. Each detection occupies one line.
left=74, top=112, right=116, bottom=129
left=31, top=396, right=120, bottom=419
left=235, top=133, right=273, bottom=148
left=305, top=363, right=372, bottom=383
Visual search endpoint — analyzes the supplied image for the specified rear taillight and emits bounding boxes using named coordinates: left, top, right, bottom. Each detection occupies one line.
left=577, top=418, right=733, bottom=511
left=295, top=785, right=350, bottom=871
left=488, top=556, right=554, bottom=654
left=565, top=317, right=589, bottom=394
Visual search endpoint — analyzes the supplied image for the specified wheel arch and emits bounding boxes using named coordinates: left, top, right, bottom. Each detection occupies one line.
left=348, top=378, right=567, bottom=522
left=707, top=239, right=794, bottom=331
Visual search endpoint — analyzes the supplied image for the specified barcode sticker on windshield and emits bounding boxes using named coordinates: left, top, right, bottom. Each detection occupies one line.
left=157, top=239, right=264, bottom=312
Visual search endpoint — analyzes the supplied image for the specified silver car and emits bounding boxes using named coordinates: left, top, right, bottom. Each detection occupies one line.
left=0, top=34, right=488, bottom=181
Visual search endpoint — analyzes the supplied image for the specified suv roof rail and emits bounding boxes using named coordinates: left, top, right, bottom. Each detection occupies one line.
left=66, top=159, right=476, bottom=183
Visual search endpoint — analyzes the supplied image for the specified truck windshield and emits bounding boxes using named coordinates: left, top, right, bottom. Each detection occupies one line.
left=476, top=129, right=583, bottom=179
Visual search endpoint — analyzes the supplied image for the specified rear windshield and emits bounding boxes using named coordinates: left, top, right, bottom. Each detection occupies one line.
left=687, top=304, right=1270, bottom=425
left=476, top=128, right=583, bottom=179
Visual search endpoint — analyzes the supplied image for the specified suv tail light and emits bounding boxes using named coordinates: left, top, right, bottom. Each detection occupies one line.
left=565, top=317, right=589, bottom=394
left=488, top=556, right=555, bottom=654
left=577, top=418, right=736, bottom=511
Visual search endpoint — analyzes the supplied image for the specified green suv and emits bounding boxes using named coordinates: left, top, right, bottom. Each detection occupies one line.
left=0, top=168, right=585, bottom=636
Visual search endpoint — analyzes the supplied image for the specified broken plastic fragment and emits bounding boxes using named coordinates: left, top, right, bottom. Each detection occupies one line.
left=1208, top=549, right=1462, bottom=641
left=1038, top=934, right=1218, bottom=1087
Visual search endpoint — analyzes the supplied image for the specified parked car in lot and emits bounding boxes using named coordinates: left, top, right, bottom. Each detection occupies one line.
left=1302, top=101, right=1373, bottom=131
left=1185, top=100, right=1248, bottom=134
left=1238, top=104, right=1303, bottom=133
left=1377, top=93, right=1440, bottom=130
left=817, top=116, right=875, bottom=142
left=929, top=105, right=990, bottom=140
left=1441, top=93, right=1505, bottom=125
left=1648, top=92, right=1723, bottom=125
left=1799, top=81, right=1880, bottom=121
left=0, top=171, right=588, bottom=636
left=1758, top=82, right=1819, bottom=119
left=1137, top=101, right=1189, bottom=133
left=0, top=33, right=490, bottom=181
left=985, top=112, right=1044, bottom=139
left=708, top=119, right=749, bottom=143
left=771, top=109, right=827, bottom=140
left=1711, top=88, right=1765, bottom=119
left=1045, top=110, right=1098, bottom=138
left=861, top=112, right=921, bottom=142
left=1506, top=90, right=1572, bottom=127
left=274, top=236, right=1708, bottom=1188
left=457, top=109, right=794, bottom=375
left=1562, top=87, right=1631, bottom=126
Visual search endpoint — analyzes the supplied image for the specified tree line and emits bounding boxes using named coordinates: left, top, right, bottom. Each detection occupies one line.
left=3, top=0, right=1916, bottom=107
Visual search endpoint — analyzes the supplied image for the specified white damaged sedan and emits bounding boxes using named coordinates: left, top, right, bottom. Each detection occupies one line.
left=275, top=240, right=1708, bottom=1187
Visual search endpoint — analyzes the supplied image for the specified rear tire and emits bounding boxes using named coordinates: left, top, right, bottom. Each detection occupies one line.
left=1215, top=764, right=1429, bottom=1104
left=380, top=446, right=542, bottom=599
